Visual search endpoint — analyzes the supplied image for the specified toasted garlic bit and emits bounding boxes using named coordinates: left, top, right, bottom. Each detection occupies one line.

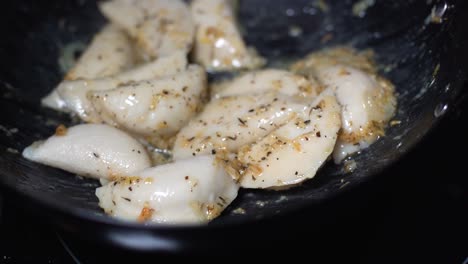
left=316, top=66, right=396, bottom=163
left=291, top=47, right=396, bottom=163
left=190, top=0, right=264, bottom=71
left=173, top=92, right=309, bottom=160
left=90, top=65, right=207, bottom=148
left=22, top=124, right=151, bottom=180
left=42, top=24, right=135, bottom=111
left=56, top=52, right=187, bottom=123
left=237, top=94, right=341, bottom=189
left=213, top=69, right=319, bottom=99
left=100, top=0, right=194, bottom=60
left=96, top=155, right=239, bottom=224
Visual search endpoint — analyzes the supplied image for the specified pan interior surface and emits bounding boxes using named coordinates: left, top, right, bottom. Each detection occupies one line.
left=0, top=0, right=465, bottom=227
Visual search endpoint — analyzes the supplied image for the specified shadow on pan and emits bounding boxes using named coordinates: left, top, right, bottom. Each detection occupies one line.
left=0, top=0, right=467, bottom=252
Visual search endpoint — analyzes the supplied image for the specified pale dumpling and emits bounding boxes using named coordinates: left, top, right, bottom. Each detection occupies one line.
left=315, top=65, right=396, bottom=163
left=22, top=124, right=151, bottom=180
left=173, top=92, right=309, bottom=160
left=96, top=155, right=239, bottom=224
left=89, top=65, right=207, bottom=148
left=100, top=0, right=194, bottom=60
left=190, top=0, right=264, bottom=71
left=42, top=24, right=135, bottom=111
left=236, top=94, right=342, bottom=189
left=63, top=24, right=135, bottom=81
left=56, top=51, right=187, bottom=123
left=212, top=69, right=318, bottom=99
left=290, top=47, right=396, bottom=163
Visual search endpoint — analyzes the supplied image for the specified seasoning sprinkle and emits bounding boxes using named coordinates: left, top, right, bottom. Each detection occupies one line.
left=238, top=118, right=247, bottom=126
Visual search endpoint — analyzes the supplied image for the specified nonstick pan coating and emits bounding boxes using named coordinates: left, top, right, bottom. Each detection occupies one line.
left=0, top=0, right=467, bottom=252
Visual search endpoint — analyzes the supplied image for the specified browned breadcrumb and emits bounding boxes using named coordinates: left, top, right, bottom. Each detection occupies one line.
left=205, top=203, right=222, bottom=220
left=138, top=206, right=155, bottom=222
left=205, top=26, right=225, bottom=39
left=55, top=124, right=68, bottom=136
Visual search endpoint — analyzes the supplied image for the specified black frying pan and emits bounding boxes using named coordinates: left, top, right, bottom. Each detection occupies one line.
left=0, top=0, right=467, bottom=254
